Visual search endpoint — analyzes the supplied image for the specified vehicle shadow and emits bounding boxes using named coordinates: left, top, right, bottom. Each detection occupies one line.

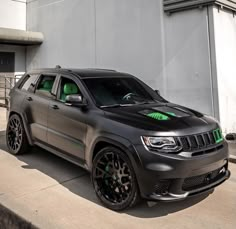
left=0, top=131, right=211, bottom=218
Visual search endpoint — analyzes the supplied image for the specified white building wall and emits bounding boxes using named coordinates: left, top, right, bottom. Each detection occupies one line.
left=0, top=0, right=26, bottom=30
left=163, top=7, right=215, bottom=116
left=26, top=0, right=95, bottom=70
left=213, top=6, right=236, bottom=133
left=26, top=0, right=216, bottom=117
left=0, top=0, right=26, bottom=75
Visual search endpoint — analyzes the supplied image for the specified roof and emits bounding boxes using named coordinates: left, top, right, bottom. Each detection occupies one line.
left=163, top=0, right=236, bottom=14
left=29, top=68, right=133, bottom=79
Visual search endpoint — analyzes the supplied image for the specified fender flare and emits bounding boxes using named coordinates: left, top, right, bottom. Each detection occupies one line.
left=87, top=134, right=143, bottom=172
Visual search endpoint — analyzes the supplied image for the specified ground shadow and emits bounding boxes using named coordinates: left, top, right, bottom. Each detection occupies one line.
left=0, top=132, right=212, bottom=218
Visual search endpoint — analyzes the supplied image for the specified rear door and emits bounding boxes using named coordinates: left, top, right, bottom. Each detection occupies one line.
left=47, top=74, right=87, bottom=160
left=22, top=73, right=57, bottom=143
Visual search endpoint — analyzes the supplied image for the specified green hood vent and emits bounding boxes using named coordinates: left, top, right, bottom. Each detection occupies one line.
left=139, top=108, right=179, bottom=121
left=147, top=112, right=170, bottom=121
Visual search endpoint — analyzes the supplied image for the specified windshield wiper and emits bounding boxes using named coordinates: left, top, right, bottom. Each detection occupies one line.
left=100, top=101, right=156, bottom=108
left=137, top=101, right=156, bottom=105
left=100, top=104, right=134, bottom=108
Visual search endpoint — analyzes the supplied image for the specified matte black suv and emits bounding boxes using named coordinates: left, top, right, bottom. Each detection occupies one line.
left=6, top=67, right=230, bottom=211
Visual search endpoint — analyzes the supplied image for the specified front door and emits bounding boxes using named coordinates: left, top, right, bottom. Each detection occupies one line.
left=47, top=75, right=87, bottom=160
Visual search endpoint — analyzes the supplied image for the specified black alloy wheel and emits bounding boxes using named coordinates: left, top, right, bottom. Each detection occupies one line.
left=6, top=114, right=29, bottom=155
left=92, top=147, right=139, bottom=211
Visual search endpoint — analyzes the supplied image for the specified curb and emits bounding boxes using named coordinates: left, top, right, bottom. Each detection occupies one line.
left=229, top=155, right=236, bottom=164
left=0, top=204, right=37, bottom=229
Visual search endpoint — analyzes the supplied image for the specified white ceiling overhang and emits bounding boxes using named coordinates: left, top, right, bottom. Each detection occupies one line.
left=0, top=27, right=43, bottom=46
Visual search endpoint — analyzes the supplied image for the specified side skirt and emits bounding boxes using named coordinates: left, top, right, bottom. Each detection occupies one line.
left=35, top=142, right=89, bottom=171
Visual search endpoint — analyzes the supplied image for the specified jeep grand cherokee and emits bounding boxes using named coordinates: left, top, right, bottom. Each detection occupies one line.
left=6, top=67, right=230, bottom=211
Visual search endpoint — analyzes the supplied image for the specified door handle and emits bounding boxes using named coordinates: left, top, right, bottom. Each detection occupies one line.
left=27, top=96, right=33, bottom=101
left=51, top=104, right=59, bottom=110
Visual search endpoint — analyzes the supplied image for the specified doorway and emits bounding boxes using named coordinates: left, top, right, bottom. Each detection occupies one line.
left=0, top=52, right=15, bottom=73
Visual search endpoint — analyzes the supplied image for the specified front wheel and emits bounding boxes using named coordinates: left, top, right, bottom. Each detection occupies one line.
left=92, top=147, right=140, bottom=211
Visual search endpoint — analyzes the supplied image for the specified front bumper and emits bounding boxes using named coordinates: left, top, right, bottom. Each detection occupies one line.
left=133, top=141, right=230, bottom=201
left=149, top=169, right=230, bottom=201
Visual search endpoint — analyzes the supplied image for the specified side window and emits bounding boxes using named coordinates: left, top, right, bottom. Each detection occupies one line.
left=58, top=77, right=81, bottom=102
left=35, top=74, right=56, bottom=98
left=20, top=74, right=38, bottom=91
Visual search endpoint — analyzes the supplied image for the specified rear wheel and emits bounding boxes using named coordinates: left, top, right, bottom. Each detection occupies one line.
left=92, top=147, right=139, bottom=211
left=6, top=114, right=30, bottom=155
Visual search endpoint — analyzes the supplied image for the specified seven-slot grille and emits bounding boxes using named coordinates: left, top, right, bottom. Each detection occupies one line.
left=177, top=129, right=223, bottom=152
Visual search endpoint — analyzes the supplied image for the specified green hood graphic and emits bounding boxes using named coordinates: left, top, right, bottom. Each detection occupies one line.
left=139, top=106, right=189, bottom=121
left=147, top=112, right=171, bottom=121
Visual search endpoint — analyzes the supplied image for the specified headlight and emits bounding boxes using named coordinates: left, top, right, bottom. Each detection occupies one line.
left=141, top=136, right=182, bottom=153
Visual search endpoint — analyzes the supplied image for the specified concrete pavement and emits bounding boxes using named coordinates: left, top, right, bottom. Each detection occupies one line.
left=0, top=108, right=236, bottom=229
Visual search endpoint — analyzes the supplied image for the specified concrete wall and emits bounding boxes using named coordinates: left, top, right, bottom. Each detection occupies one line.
left=0, top=0, right=26, bottom=30
left=26, top=0, right=216, bottom=116
left=213, top=6, right=236, bottom=133
left=163, top=7, right=215, bottom=117
left=26, top=0, right=163, bottom=86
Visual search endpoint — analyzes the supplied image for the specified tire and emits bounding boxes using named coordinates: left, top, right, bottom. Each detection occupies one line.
left=92, top=146, right=140, bottom=211
left=6, top=114, right=30, bottom=155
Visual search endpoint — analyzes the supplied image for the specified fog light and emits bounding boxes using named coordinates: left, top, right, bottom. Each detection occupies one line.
left=154, top=180, right=170, bottom=195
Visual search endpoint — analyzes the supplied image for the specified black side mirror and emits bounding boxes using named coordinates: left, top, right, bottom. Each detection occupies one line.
left=65, top=94, right=88, bottom=107
left=155, top=90, right=160, bottom=95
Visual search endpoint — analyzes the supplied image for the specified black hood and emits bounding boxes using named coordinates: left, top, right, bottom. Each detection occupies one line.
left=103, top=103, right=218, bottom=133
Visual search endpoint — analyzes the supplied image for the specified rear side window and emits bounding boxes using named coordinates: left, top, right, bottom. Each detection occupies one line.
left=35, top=75, right=56, bottom=98
left=20, top=74, right=38, bottom=91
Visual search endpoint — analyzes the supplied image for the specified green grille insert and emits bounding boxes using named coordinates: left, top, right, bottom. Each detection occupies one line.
left=213, top=128, right=223, bottom=143
left=147, top=112, right=169, bottom=120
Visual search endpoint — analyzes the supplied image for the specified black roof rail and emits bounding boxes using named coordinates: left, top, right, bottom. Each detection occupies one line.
left=87, top=68, right=117, bottom=72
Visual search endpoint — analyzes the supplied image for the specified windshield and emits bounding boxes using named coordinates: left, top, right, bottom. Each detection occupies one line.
left=83, top=77, right=158, bottom=107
